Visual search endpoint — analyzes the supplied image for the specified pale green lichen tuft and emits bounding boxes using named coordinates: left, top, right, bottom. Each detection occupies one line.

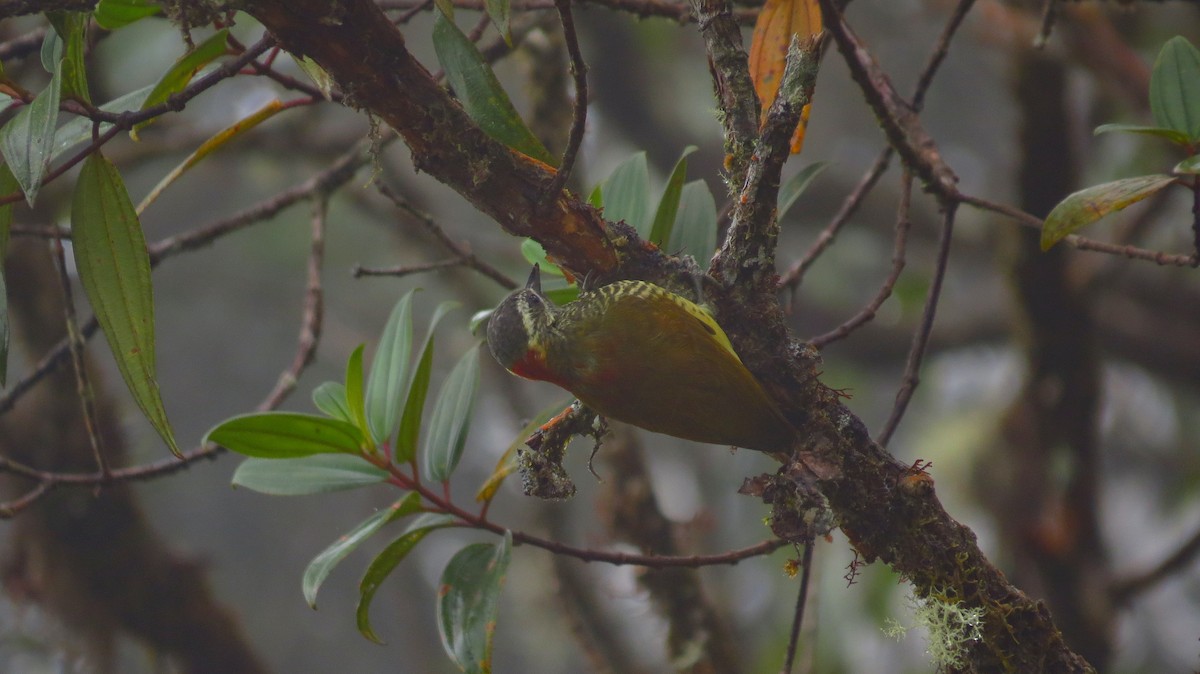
left=886, top=590, right=985, bottom=670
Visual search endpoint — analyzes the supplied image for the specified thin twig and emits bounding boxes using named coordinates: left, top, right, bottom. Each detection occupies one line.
left=781, top=538, right=816, bottom=674
left=911, top=0, right=977, bottom=113
left=260, top=195, right=328, bottom=408
left=541, top=0, right=589, bottom=204
left=1035, top=0, right=1060, bottom=49
left=779, top=147, right=892, bottom=293
left=957, top=193, right=1200, bottom=267
left=375, top=181, right=519, bottom=289
left=877, top=202, right=958, bottom=447
left=0, top=37, right=276, bottom=208
left=810, top=171, right=912, bottom=348
left=49, top=236, right=109, bottom=478
left=353, top=259, right=463, bottom=278
left=1110, top=519, right=1200, bottom=605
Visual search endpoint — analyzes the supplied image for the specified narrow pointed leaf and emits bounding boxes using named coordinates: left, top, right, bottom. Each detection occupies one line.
left=437, top=532, right=513, bottom=674
left=304, top=492, right=422, bottom=609
left=1150, top=36, right=1200, bottom=139
left=485, top=0, right=511, bottom=46
left=648, top=146, right=697, bottom=247
left=138, top=99, right=286, bottom=214
left=232, top=454, right=389, bottom=496
left=602, top=152, right=650, bottom=236
left=476, top=398, right=569, bottom=503
left=313, top=381, right=352, bottom=423
left=433, top=12, right=553, bottom=165
left=668, top=180, right=718, bottom=268
left=395, top=301, right=459, bottom=464
left=0, top=59, right=61, bottom=205
left=1093, top=123, right=1193, bottom=147
left=422, top=344, right=481, bottom=482
left=778, top=161, right=828, bottom=220
left=72, top=153, right=179, bottom=454
left=345, top=344, right=370, bottom=445
left=133, top=29, right=229, bottom=139
left=205, top=412, right=364, bottom=458
left=95, top=0, right=162, bottom=29
left=357, top=513, right=457, bottom=643
left=1175, top=154, right=1200, bottom=175
left=366, top=291, right=416, bottom=447
left=1040, top=174, right=1177, bottom=250
left=47, top=13, right=90, bottom=103
left=291, top=54, right=335, bottom=99
left=587, top=183, right=603, bottom=208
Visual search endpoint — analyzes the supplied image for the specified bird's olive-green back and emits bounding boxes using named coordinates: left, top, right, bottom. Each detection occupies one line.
left=543, top=281, right=793, bottom=451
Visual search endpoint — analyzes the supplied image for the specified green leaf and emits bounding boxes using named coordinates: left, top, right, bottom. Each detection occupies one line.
left=204, top=412, right=364, bottom=458
left=41, top=25, right=62, bottom=73
left=133, top=29, right=229, bottom=140
left=1176, top=154, right=1200, bottom=175
left=648, top=146, right=697, bottom=247
left=396, top=301, right=459, bottom=464
left=519, top=239, right=564, bottom=277
left=53, top=85, right=154, bottom=159
left=778, top=161, right=828, bottom=220
left=367, top=291, right=416, bottom=447
left=313, top=381, right=352, bottom=423
left=357, top=513, right=457, bottom=643
left=232, top=454, right=389, bottom=496
left=421, top=344, right=481, bottom=482
left=0, top=58, right=61, bottom=206
left=543, top=285, right=579, bottom=305
left=485, top=0, right=511, bottom=46
left=95, top=0, right=162, bottom=30
left=71, top=152, right=179, bottom=455
left=668, top=180, right=718, bottom=268
left=47, top=12, right=90, bottom=104
left=304, top=492, right=423, bottom=609
left=587, top=183, right=603, bottom=208
left=1040, top=174, right=1177, bottom=250
left=602, top=152, right=651, bottom=236
left=345, top=344, right=370, bottom=446
left=1150, top=36, right=1200, bottom=139
left=1093, top=123, right=1193, bottom=147
left=437, top=532, right=513, bottom=674
left=290, top=54, right=335, bottom=100
left=432, top=12, right=554, bottom=165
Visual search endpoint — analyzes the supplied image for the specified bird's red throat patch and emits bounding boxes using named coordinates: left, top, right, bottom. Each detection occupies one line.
left=509, top=349, right=566, bottom=387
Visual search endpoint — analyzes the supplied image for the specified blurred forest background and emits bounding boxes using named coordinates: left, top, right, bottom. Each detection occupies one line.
left=1, top=0, right=1199, bottom=672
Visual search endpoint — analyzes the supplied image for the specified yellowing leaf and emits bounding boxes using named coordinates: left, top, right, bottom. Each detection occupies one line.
left=748, top=0, right=821, bottom=154
left=1040, top=174, right=1177, bottom=250
left=137, top=99, right=285, bottom=214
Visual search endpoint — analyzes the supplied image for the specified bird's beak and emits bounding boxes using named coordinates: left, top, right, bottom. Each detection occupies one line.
left=525, top=264, right=542, bottom=294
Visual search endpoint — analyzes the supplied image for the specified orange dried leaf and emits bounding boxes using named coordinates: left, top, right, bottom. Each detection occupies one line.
left=748, top=0, right=821, bottom=154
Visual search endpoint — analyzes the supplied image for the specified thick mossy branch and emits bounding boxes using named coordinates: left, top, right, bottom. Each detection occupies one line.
left=238, top=2, right=1094, bottom=671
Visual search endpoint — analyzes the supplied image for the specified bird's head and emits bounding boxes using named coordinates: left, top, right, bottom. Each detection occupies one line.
left=486, top=265, right=557, bottom=372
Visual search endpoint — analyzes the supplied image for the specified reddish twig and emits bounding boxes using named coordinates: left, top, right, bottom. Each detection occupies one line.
left=782, top=538, right=816, bottom=674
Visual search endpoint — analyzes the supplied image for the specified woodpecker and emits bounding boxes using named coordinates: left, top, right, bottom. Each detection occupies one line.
left=486, top=266, right=794, bottom=452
